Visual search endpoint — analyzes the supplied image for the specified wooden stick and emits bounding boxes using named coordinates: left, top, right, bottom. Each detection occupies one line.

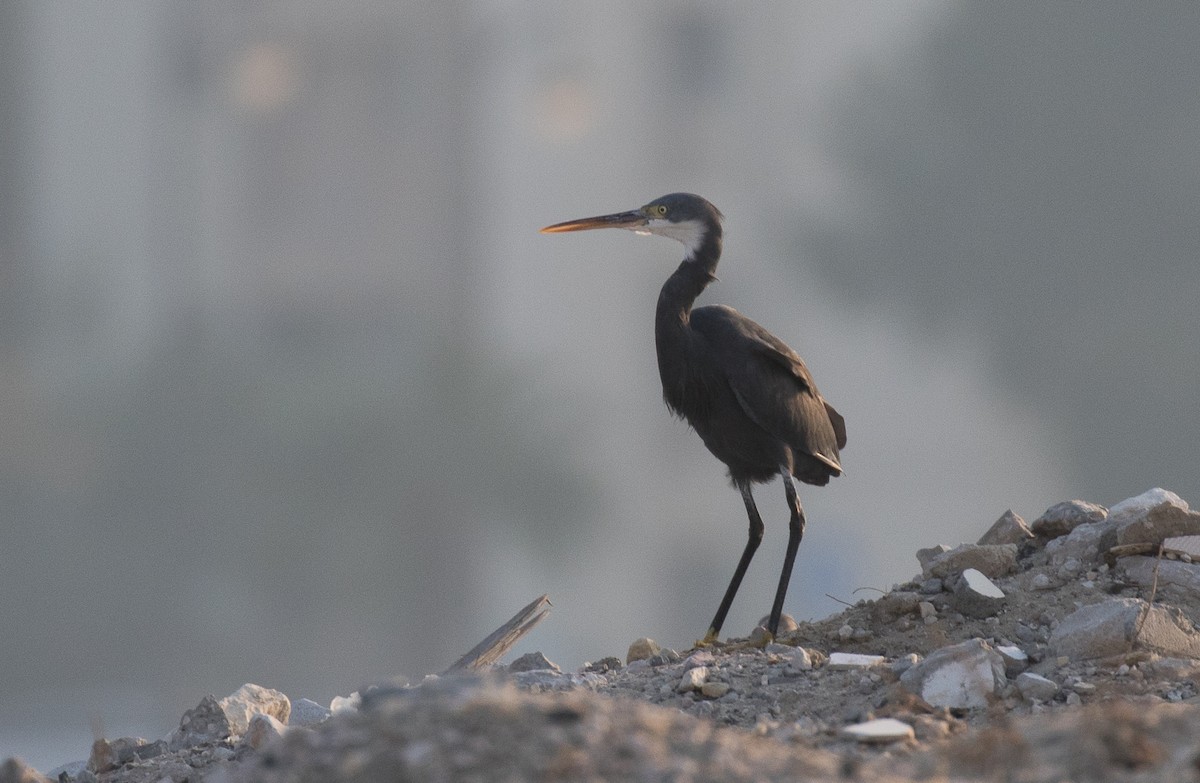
left=444, top=594, right=552, bottom=673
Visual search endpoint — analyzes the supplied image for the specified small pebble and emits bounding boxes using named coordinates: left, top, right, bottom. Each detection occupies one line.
left=701, top=681, right=731, bottom=699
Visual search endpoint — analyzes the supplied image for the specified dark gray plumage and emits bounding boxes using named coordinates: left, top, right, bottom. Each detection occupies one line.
left=542, top=193, right=846, bottom=641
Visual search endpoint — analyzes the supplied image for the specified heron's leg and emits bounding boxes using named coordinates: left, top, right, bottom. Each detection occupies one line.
left=767, top=469, right=806, bottom=636
left=699, top=482, right=764, bottom=645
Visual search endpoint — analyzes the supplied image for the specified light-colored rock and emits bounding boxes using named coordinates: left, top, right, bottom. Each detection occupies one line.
left=1120, top=556, right=1200, bottom=598
left=1015, top=672, right=1059, bottom=701
left=978, top=510, right=1034, bottom=546
left=220, top=684, right=290, bottom=735
left=242, top=713, right=288, bottom=750
left=951, top=568, right=1006, bottom=618
left=330, top=691, right=361, bottom=713
left=899, top=638, right=1006, bottom=709
left=1031, top=500, right=1108, bottom=539
left=700, top=681, right=731, bottom=699
left=1050, top=597, right=1200, bottom=660
left=922, top=544, right=1018, bottom=580
left=677, top=666, right=709, bottom=693
left=918, top=601, right=937, bottom=620
left=789, top=647, right=814, bottom=671
left=826, top=652, right=886, bottom=670
left=840, top=717, right=915, bottom=744
left=289, top=698, right=333, bottom=727
left=1109, top=488, right=1200, bottom=546
left=170, top=684, right=291, bottom=749
left=626, top=637, right=661, bottom=664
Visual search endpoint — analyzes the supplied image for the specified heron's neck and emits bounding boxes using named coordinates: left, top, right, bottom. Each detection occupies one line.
left=655, top=229, right=722, bottom=326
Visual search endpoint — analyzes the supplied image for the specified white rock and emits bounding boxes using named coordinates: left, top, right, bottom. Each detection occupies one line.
left=827, top=652, right=886, bottom=670
left=1015, top=672, right=1059, bottom=701
left=840, top=717, right=915, bottom=744
left=330, top=692, right=361, bottom=713
left=899, top=638, right=1006, bottom=709
left=676, top=666, right=709, bottom=692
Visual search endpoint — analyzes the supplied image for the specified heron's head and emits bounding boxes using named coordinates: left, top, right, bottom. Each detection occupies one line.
left=541, top=192, right=723, bottom=259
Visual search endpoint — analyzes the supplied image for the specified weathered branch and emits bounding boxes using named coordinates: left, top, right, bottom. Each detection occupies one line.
left=444, top=594, right=552, bottom=673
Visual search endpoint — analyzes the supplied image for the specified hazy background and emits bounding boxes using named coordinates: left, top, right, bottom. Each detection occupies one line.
left=3, top=1, right=1197, bottom=769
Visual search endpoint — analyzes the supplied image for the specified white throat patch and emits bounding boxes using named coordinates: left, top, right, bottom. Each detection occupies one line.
left=639, top=218, right=709, bottom=259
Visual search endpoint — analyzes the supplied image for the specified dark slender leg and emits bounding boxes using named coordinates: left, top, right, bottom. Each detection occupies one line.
left=702, top=482, right=765, bottom=643
left=767, top=470, right=806, bottom=636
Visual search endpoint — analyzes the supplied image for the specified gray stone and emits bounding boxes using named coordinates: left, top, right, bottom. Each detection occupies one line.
left=1031, top=500, right=1108, bottom=539
left=995, top=644, right=1029, bottom=676
left=1015, top=672, right=1059, bottom=701
left=922, top=543, right=1018, bottom=580
left=43, top=761, right=86, bottom=781
left=1045, top=520, right=1110, bottom=567
left=1120, top=556, right=1200, bottom=598
left=507, top=651, right=561, bottom=673
left=682, top=651, right=715, bottom=670
left=1109, top=488, right=1200, bottom=546
left=951, top=568, right=1006, bottom=618
left=978, top=509, right=1034, bottom=546
left=916, top=544, right=952, bottom=571
left=899, top=638, right=1006, bottom=710
left=626, top=637, right=661, bottom=664
left=289, top=697, right=333, bottom=727
left=840, top=717, right=915, bottom=744
left=700, top=681, right=731, bottom=699
left=873, top=590, right=921, bottom=620
left=1050, top=597, right=1200, bottom=660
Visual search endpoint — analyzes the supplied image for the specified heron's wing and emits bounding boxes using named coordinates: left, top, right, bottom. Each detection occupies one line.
left=692, top=306, right=845, bottom=468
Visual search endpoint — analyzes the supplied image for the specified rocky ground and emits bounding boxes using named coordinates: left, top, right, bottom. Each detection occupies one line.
left=10, top=488, right=1200, bottom=782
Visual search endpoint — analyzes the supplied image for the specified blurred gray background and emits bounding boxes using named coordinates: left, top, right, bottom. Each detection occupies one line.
left=3, top=0, right=1197, bottom=769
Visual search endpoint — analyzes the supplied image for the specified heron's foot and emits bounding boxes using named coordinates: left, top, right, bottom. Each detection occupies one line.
left=693, top=628, right=722, bottom=649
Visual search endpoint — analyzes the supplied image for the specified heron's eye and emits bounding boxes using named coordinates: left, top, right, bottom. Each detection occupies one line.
left=653, top=205, right=668, bottom=216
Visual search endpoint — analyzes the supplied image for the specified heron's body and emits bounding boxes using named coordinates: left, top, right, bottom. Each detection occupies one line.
left=542, top=193, right=846, bottom=641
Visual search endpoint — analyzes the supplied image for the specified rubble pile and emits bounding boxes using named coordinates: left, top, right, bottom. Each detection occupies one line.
left=9, top=487, right=1200, bottom=783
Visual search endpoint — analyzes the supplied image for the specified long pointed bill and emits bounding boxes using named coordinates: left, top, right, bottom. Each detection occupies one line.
left=540, top=209, right=647, bottom=234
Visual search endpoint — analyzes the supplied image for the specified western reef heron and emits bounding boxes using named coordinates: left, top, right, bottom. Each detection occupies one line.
left=541, top=193, right=846, bottom=643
